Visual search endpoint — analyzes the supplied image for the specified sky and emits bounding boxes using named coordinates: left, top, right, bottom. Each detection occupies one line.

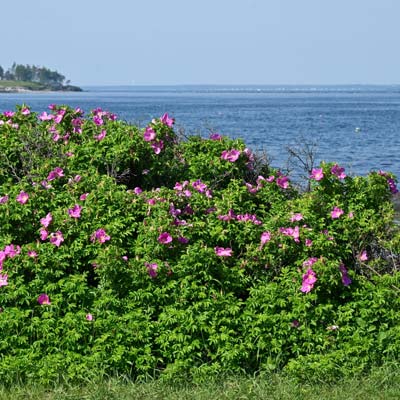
left=2, top=0, right=400, bottom=86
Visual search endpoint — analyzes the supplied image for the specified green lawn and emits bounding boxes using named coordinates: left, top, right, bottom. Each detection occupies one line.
left=0, top=80, right=48, bottom=90
left=1, top=366, right=399, bottom=400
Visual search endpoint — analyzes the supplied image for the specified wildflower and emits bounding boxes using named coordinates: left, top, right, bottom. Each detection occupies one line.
left=160, top=113, right=174, bottom=127
left=21, top=107, right=31, bottom=115
left=0, top=274, right=8, bottom=287
left=0, top=195, right=9, bottom=204
left=158, top=232, right=173, bottom=244
left=305, top=238, right=313, bottom=247
left=16, top=191, right=29, bottom=204
left=50, top=231, right=64, bottom=247
left=68, top=204, right=82, bottom=218
left=339, top=263, right=352, bottom=286
left=280, top=226, right=300, bottom=243
left=310, top=168, right=324, bottom=181
left=40, top=228, right=48, bottom=241
left=290, top=213, right=303, bottom=222
left=47, top=167, right=64, bottom=181
left=327, top=325, right=339, bottom=331
left=331, top=206, right=344, bottom=219
left=210, top=133, right=222, bottom=140
left=91, top=229, right=110, bottom=244
left=359, top=250, right=368, bottom=261
left=302, top=257, right=318, bottom=267
left=331, top=164, right=346, bottom=179
left=259, top=231, right=272, bottom=250
left=301, top=268, right=317, bottom=293
left=94, top=129, right=106, bottom=141
left=214, top=247, right=232, bottom=257
left=40, top=213, right=52, bottom=228
left=86, top=313, right=93, bottom=321
left=93, top=115, right=103, bottom=125
left=38, top=293, right=51, bottom=305
left=178, top=236, right=189, bottom=244
left=151, top=140, right=164, bottom=154
left=28, top=250, right=38, bottom=258
left=38, top=111, right=53, bottom=121
left=80, top=193, right=89, bottom=201
left=143, top=126, right=156, bottom=141
left=133, top=187, right=143, bottom=195
left=145, top=262, right=158, bottom=278
left=276, top=175, right=289, bottom=189
left=221, top=149, right=241, bottom=162
left=291, top=320, right=300, bottom=328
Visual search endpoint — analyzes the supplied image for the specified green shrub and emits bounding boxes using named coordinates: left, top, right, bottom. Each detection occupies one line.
left=0, top=104, right=399, bottom=384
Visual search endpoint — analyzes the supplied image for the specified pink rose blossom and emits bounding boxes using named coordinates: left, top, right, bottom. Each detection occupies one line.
left=331, top=206, right=344, bottom=219
left=151, top=140, right=164, bottom=154
left=38, top=293, right=51, bottom=305
left=94, top=129, right=106, bottom=141
left=80, top=193, right=89, bottom=201
left=290, top=213, right=303, bottom=222
left=305, top=238, right=313, bottom=247
left=214, top=246, right=232, bottom=257
left=158, top=232, right=173, bottom=244
left=86, top=313, right=93, bottom=321
left=310, top=168, right=324, bottom=181
left=0, top=195, right=9, bottom=204
left=331, top=164, right=346, bottom=179
left=50, top=231, right=64, bottom=247
left=276, top=175, right=289, bottom=189
left=210, top=133, right=222, bottom=140
left=0, top=274, right=8, bottom=287
left=47, top=167, right=64, bottom=181
left=145, top=262, right=159, bottom=278
left=91, top=229, right=110, bottom=244
left=40, top=213, right=52, bottom=228
left=68, top=204, right=82, bottom=218
left=16, top=191, right=29, bottom=204
left=143, top=127, right=156, bottom=142
left=160, top=113, right=174, bottom=127
left=40, top=228, right=49, bottom=241
left=221, top=149, right=241, bottom=162
left=28, top=250, right=38, bottom=258
left=359, top=250, right=368, bottom=261
left=339, top=264, right=352, bottom=286
left=301, top=268, right=317, bottom=293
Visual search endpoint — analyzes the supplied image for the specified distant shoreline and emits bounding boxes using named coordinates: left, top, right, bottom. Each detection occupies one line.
left=0, top=80, right=82, bottom=93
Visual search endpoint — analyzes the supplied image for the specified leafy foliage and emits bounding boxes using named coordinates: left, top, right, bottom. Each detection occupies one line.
left=0, top=104, right=399, bottom=384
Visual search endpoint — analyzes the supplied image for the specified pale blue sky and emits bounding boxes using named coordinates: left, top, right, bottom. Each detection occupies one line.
left=2, top=0, right=399, bottom=85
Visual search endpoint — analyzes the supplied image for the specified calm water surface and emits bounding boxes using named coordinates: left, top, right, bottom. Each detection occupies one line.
left=1, top=85, right=399, bottom=178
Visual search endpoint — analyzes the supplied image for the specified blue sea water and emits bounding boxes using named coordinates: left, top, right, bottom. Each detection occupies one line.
left=1, top=84, right=399, bottom=178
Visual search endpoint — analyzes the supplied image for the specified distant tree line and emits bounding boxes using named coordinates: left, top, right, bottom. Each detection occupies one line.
left=0, top=62, right=70, bottom=86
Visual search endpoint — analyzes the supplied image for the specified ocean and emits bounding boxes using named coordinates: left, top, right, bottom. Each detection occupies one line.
left=1, top=85, right=399, bottom=179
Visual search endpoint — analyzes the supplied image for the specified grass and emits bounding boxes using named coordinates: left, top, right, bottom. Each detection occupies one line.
left=0, top=80, right=48, bottom=90
left=0, top=366, right=399, bottom=400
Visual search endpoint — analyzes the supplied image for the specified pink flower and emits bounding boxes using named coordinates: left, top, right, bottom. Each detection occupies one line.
left=143, top=127, right=156, bottom=142
left=259, top=231, right=272, bottom=250
left=331, top=164, right=346, bottom=179
left=145, top=262, right=159, bottom=278
left=86, top=313, right=93, bottom=321
left=80, top=193, right=89, bottom=201
left=0, top=274, right=8, bottom=287
left=280, top=226, right=300, bottom=243
left=339, top=264, right=352, bottom=286
left=28, top=250, right=38, bottom=258
left=301, top=268, right=317, bottom=293
left=91, top=229, right=110, bottom=244
left=133, top=187, right=143, bottom=195
left=151, top=140, right=164, bottom=154
left=210, top=133, right=222, bottom=140
left=38, top=293, right=51, bottom=305
left=221, top=149, right=241, bottom=162
left=214, top=246, right=232, bottom=257
left=160, top=113, right=174, bottom=127
left=21, top=107, right=31, bottom=115
left=276, top=176, right=289, bottom=189
left=93, top=115, right=104, bottom=125
left=47, top=167, right=64, bottom=181
left=305, top=238, right=313, bottom=247
left=302, top=257, right=318, bottom=267
left=4, top=244, right=21, bottom=258
left=0, top=195, right=9, bottom=204
left=40, top=213, right=52, bottom=228
left=310, top=168, right=324, bottom=181
left=16, top=191, right=29, bottom=204
left=94, top=129, right=106, bottom=141
left=331, top=206, right=344, bottom=219
left=359, top=250, right=368, bottom=261
left=158, top=232, right=173, bottom=244
left=178, top=236, right=189, bottom=244
left=50, top=231, right=64, bottom=247
left=38, top=112, right=53, bottom=121
left=40, top=228, right=49, bottom=241
left=290, top=213, right=303, bottom=222
left=68, top=204, right=82, bottom=218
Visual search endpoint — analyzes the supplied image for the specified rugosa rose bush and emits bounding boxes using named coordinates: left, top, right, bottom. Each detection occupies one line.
left=0, top=104, right=399, bottom=384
